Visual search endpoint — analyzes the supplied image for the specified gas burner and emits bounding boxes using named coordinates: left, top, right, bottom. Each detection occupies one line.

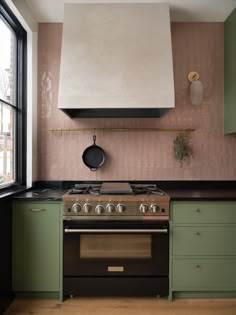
left=68, top=184, right=101, bottom=195
left=131, top=184, right=165, bottom=196
left=146, top=186, right=165, bottom=195
left=88, top=186, right=101, bottom=196
left=68, top=183, right=166, bottom=196
left=68, top=188, right=86, bottom=194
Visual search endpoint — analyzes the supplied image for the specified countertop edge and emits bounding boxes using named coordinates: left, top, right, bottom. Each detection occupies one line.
left=9, top=181, right=236, bottom=201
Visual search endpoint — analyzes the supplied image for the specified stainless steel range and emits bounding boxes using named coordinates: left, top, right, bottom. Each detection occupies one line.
left=63, top=182, right=170, bottom=298
left=63, top=182, right=170, bottom=220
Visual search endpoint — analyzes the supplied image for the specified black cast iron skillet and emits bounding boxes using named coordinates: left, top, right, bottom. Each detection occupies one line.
left=82, top=135, right=106, bottom=171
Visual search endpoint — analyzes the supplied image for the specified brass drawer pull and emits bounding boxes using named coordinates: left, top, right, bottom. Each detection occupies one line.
left=194, top=231, right=200, bottom=236
left=195, top=208, right=200, bottom=213
left=194, top=264, right=200, bottom=268
left=108, top=266, right=124, bottom=272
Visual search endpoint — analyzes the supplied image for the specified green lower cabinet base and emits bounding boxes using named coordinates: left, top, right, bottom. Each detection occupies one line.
left=14, top=292, right=60, bottom=299
left=170, top=201, right=236, bottom=302
left=169, top=291, right=236, bottom=301
left=13, top=201, right=63, bottom=302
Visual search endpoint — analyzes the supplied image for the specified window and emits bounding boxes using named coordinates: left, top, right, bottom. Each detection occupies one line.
left=0, top=1, right=26, bottom=189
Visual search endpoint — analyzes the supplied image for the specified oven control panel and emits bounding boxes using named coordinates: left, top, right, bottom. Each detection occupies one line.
left=63, top=200, right=169, bottom=218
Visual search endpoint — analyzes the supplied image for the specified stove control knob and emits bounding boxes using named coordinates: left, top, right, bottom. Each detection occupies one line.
left=83, top=203, right=92, bottom=213
left=71, top=203, right=81, bottom=213
left=139, top=204, right=148, bottom=213
left=150, top=204, right=160, bottom=213
left=95, top=205, right=105, bottom=215
left=116, top=204, right=126, bottom=213
left=106, top=203, right=115, bottom=213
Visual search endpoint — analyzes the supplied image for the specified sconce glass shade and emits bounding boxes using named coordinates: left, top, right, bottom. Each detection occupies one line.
left=190, top=80, right=203, bottom=105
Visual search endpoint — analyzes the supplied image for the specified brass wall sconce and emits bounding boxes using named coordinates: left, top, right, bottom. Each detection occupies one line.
left=188, top=71, right=203, bottom=105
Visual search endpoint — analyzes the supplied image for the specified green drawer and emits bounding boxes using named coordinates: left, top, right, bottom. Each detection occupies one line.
left=14, top=201, right=60, bottom=212
left=172, top=226, right=236, bottom=256
left=171, top=201, right=236, bottom=224
left=172, top=259, right=236, bottom=290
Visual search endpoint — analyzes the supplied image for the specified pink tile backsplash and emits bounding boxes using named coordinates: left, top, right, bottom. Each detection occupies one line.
left=37, top=23, right=236, bottom=181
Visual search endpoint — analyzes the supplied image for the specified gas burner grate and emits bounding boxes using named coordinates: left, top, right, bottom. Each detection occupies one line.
left=68, top=184, right=101, bottom=195
left=67, top=183, right=165, bottom=196
left=88, top=186, right=101, bottom=196
left=131, top=184, right=165, bottom=196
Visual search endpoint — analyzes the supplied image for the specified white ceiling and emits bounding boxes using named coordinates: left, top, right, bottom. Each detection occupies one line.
left=22, top=0, right=236, bottom=22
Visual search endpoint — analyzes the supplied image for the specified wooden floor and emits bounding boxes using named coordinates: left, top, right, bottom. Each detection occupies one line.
left=4, top=297, right=236, bottom=315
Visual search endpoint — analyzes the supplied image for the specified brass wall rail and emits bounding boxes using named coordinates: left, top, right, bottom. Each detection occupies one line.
left=49, top=128, right=195, bottom=132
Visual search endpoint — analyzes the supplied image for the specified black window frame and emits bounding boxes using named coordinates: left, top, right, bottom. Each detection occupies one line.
left=0, top=0, right=27, bottom=191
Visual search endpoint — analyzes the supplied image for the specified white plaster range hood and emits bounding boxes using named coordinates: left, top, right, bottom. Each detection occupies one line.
left=58, top=3, right=175, bottom=118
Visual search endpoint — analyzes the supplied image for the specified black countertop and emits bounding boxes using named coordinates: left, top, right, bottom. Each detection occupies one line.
left=165, top=188, right=236, bottom=200
left=159, top=181, right=236, bottom=200
left=13, top=188, right=67, bottom=201
left=12, top=181, right=236, bottom=201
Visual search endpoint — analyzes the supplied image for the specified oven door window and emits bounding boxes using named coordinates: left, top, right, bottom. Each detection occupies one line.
left=80, top=234, right=151, bottom=259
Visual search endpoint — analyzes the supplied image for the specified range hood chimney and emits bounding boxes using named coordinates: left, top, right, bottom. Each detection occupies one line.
left=58, top=3, right=175, bottom=118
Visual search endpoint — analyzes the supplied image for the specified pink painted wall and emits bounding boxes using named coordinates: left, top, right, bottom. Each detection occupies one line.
left=37, top=22, right=236, bottom=181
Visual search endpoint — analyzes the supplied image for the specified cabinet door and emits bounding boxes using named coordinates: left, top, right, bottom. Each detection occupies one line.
left=13, top=202, right=61, bottom=292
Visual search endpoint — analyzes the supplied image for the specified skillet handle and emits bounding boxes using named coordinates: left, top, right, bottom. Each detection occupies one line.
left=93, top=135, right=96, bottom=145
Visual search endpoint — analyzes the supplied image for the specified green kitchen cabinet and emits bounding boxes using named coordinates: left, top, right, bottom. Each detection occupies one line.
left=169, top=201, right=236, bottom=300
left=171, top=201, right=236, bottom=224
left=172, top=259, right=236, bottom=290
left=13, top=201, right=62, bottom=299
left=224, top=8, right=236, bottom=134
left=172, top=226, right=236, bottom=256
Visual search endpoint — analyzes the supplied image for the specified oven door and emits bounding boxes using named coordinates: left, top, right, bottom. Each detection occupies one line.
left=63, top=220, right=169, bottom=277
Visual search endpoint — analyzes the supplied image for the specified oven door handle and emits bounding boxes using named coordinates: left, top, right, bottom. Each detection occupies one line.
left=64, top=228, right=168, bottom=233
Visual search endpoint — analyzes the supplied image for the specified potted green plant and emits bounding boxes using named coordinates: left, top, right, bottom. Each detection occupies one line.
left=173, top=132, right=193, bottom=167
